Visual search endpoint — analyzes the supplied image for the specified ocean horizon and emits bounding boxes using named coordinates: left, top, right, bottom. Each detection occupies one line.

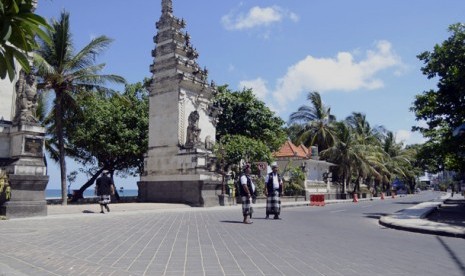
left=46, top=189, right=138, bottom=199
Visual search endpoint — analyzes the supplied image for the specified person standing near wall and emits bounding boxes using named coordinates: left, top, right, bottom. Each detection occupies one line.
left=265, top=162, right=283, bottom=219
left=95, top=170, right=115, bottom=213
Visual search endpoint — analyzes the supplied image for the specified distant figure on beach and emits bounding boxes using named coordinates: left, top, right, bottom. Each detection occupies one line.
left=95, top=170, right=115, bottom=213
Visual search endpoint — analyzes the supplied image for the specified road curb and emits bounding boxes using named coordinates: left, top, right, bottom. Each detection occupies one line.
left=379, top=215, right=465, bottom=238
left=379, top=198, right=465, bottom=239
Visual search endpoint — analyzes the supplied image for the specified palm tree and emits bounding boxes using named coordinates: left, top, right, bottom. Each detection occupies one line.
left=345, top=112, right=387, bottom=193
left=34, top=11, right=125, bottom=205
left=0, top=0, right=50, bottom=81
left=289, top=91, right=336, bottom=151
left=381, top=131, right=415, bottom=192
left=320, top=121, right=360, bottom=194
left=345, top=112, right=386, bottom=144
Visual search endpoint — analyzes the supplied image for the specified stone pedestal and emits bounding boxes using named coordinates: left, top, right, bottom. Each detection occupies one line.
left=138, top=180, right=222, bottom=207
left=1, top=174, right=48, bottom=218
left=0, top=123, right=49, bottom=218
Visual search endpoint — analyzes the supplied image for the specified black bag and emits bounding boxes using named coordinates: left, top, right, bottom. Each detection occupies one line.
left=235, top=177, right=243, bottom=197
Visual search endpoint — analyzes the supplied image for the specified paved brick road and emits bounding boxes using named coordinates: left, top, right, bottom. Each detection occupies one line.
left=0, top=198, right=463, bottom=276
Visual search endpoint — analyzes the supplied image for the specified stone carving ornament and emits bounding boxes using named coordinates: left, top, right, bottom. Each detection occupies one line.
left=185, top=110, right=201, bottom=148
left=14, top=70, right=39, bottom=124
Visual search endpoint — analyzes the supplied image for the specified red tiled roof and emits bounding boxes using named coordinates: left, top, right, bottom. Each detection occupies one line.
left=298, top=144, right=310, bottom=157
left=273, top=140, right=310, bottom=158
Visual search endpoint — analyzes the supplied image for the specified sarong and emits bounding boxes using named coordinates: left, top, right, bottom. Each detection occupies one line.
left=241, top=196, right=252, bottom=216
left=266, top=190, right=281, bottom=215
left=98, top=195, right=111, bottom=205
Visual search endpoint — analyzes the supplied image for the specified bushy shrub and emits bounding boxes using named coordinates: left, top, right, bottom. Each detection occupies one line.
left=284, top=166, right=305, bottom=196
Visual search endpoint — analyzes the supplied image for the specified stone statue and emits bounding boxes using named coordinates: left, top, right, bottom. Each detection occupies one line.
left=14, top=71, right=39, bottom=124
left=205, top=135, right=214, bottom=150
left=185, top=111, right=201, bottom=148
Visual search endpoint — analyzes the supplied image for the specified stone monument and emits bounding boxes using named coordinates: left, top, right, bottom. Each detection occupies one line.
left=138, top=0, right=222, bottom=206
left=0, top=69, right=49, bottom=218
left=0, top=0, right=48, bottom=218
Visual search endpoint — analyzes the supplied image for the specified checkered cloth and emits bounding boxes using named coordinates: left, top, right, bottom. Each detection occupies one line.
left=266, top=190, right=281, bottom=215
left=241, top=196, right=252, bottom=216
left=98, top=195, right=111, bottom=205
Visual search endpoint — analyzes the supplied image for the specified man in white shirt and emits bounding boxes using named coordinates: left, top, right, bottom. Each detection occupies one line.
left=239, top=164, right=254, bottom=224
left=265, top=162, right=283, bottom=219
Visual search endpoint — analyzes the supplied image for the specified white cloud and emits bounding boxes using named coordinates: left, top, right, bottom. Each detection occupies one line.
left=395, top=129, right=427, bottom=145
left=239, top=78, right=269, bottom=100
left=221, top=5, right=298, bottom=30
left=289, top=12, right=300, bottom=23
left=272, top=40, right=403, bottom=108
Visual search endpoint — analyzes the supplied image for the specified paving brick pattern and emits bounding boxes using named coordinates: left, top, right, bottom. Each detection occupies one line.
left=0, top=199, right=463, bottom=276
left=0, top=208, right=352, bottom=276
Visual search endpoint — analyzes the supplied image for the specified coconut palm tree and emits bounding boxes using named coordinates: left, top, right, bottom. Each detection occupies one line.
left=289, top=91, right=336, bottom=151
left=345, top=112, right=387, bottom=193
left=320, top=121, right=361, bottom=194
left=381, top=131, right=415, bottom=191
left=34, top=11, right=125, bottom=205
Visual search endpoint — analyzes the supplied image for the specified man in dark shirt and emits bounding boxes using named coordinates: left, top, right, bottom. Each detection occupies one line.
left=95, top=170, right=114, bottom=213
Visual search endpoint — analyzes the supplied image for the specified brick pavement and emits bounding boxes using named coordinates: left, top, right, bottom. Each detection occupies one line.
left=1, top=193, right=463, bottom=276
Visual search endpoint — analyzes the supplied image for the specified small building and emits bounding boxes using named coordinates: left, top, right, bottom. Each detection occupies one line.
left=272, top=140, right=335, bottom=197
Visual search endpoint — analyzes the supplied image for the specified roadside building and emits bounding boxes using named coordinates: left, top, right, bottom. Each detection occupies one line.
left=272, top=140, right=337, bottom=199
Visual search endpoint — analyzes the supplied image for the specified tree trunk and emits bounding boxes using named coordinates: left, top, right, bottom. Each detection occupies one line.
left=71, top=168, right=105, bottom=202
left=55, top=91, right=67, bottom=206
left=342, top=171, right=347, bottom=194
left=109, top=171, right=120, bottom=201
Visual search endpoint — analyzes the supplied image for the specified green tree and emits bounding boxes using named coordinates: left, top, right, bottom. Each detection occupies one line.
left=215, top=135, right=273, bottom=168
left=0, top=0, right=50, bottom=80
left=345, top=112, right=387, bottom=193
left=411, top=23, right=465, bottom=173
left=320, top=121, right=358, bottom=193
left=66, top=81, right=149, bottom=197
left=215, top=85, right=287, bottom=153
left=34, top=11, right=125, bottom=205
left=289, top=91, right=337, bottom=151
left=283, top=166, right=305, bottom=196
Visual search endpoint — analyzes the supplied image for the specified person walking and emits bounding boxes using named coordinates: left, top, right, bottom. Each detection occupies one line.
left=95, top=170, right=115, bottom=214
left=265, top=162, right=283, bottom=219
left=239, top=164, right=254, bottom=224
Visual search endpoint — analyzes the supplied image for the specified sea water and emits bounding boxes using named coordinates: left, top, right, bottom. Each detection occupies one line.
left=46, top=189, right=138, bottom=199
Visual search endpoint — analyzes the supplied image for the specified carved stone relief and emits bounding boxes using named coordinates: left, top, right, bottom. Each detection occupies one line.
left=185, top=110, right=201, bottom=148
left=13, top=71, right=39, bottom=124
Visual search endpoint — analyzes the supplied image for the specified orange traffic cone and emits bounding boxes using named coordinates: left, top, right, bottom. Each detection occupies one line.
left=353, top=193, right=359, bottom=203
left=380, top=192, right=385, bottom=200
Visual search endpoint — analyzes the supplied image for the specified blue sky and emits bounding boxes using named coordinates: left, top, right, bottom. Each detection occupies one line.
left=36, top=0, right=465, bottom=190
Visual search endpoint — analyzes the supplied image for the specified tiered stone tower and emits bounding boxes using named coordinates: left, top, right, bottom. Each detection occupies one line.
left=138, top=0, right=221, bottom=206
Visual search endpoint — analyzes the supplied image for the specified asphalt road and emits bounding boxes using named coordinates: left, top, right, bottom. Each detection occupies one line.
left=0, top=191, right=463, bottom=276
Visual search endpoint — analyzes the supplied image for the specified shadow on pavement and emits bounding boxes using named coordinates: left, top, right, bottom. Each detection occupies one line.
left=392, top=201, right=424, bottom=205
left=427, top=199, right=465, bottom=227
left=364, top=213, right=390, bottom=220
left=436, top=236, right=465, bottom=273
